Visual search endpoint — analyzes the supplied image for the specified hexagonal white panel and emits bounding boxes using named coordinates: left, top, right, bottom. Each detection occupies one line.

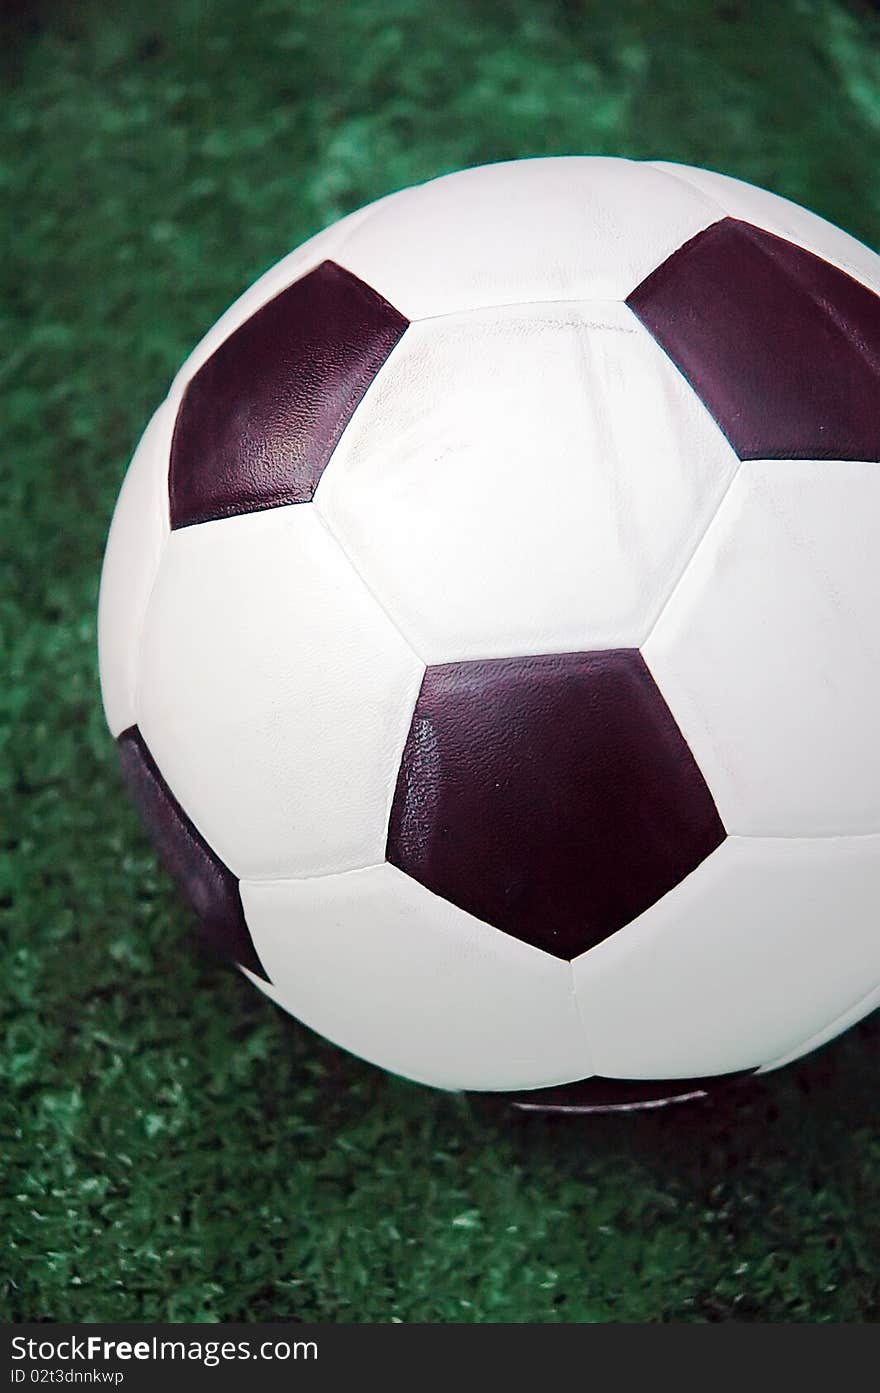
left=241, top=863, right=589, bottom=1091
left=98, top=397, right=174, bottom=736
left=137, top=505, right=424, bottom=879
left=316, top=303, right=739, bottom=664
left=644, top=459, right=880, bottom=837
left=652, top=161, right=880, bottom=296
left=573, top=834, right=880, bottom=1078
left=331, top=158, right=723, bottom=318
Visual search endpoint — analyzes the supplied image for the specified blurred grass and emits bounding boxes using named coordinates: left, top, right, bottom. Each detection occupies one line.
left=2, top=0, right=879, bottom=1322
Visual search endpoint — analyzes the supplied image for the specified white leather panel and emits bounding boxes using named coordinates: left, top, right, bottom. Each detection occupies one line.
left=241, top=863, right=589, bottom=1091
left=333, top=157, right=723, bottom=317
left=644, top=459, right=880, bottom=836
left=317, top=303, right=739, bottom=664
left=137, top=504, right=424, bottom=879
left=757, top=981, right=880, bottom=1073
left=573, top=835, right=880, bottom=1077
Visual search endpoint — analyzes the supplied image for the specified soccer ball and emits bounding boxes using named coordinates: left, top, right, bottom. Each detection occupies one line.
left=99, top=158, right=880, bottom=1111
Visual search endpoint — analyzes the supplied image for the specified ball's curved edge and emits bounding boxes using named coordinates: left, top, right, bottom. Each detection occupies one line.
left=117, top=725, right=269, bottom=982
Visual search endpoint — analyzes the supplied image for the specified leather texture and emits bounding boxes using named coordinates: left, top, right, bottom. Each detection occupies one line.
left=643, top=459, right=880, bottom=836
left=117, top=726, right=267, bottom=979
left=136, top=505, right=424, bottom=880
left=387, top=650, right=725, bottom=960
left=314, top=303, right=739, bottom=662
left=628, top=217, right=880, bottom=461
left=98, top=157, right=880, bottom=1092
left=240, top=863, right=588, bottom=1091
left=169, top=260, right=408, bottom=528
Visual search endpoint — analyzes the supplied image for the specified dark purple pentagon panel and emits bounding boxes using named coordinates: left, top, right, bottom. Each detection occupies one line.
left=627, top=217, right=880, bottom=461
left=496, top=1070, right=753, bottom=1114
left=386, top=650, right=725, bottom=961
left=117, top=727, right=268, bottom=980
left=169, top=260, right=408, bottom=528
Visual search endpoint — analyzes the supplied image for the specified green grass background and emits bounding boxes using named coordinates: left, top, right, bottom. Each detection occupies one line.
left=3, top=0, right=880, bottom=1323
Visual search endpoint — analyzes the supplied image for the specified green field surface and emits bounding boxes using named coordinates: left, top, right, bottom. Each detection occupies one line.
left=3, top=0, right=879, bottom=1322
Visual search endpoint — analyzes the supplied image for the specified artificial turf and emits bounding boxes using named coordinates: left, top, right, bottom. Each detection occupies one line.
left=3, top=0, right=880, bottom=1323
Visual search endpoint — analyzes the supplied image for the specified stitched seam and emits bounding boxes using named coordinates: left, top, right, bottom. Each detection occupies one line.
left=310, top=499, right=428, bottom=666
left=640, top=457, right=744, bottom=650
left=648, top=160, right=880, bottom=296
left=568, top=959, right=596, bottom=1082
left=759, top=978, right=880, bottom=1071
left=409, top=296, right=642, bottom=325
left=242, top=860, right=385, bottom=887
